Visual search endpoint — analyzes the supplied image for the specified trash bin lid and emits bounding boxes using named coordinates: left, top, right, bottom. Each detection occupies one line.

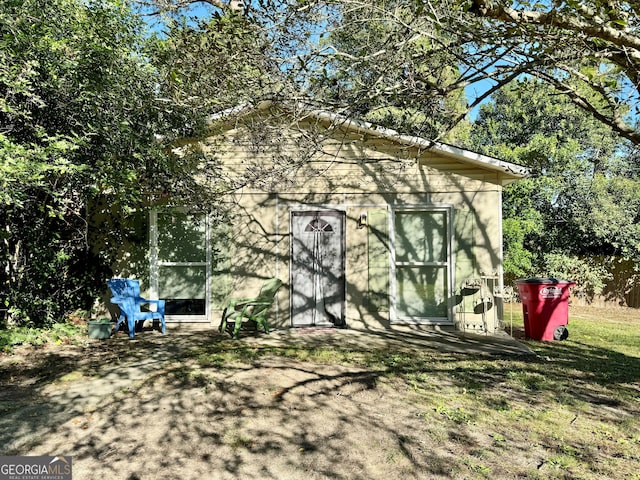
left=516, top=277, right=575, bottom=285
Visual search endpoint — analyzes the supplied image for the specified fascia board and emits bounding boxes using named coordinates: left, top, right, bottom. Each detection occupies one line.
left=205, top=101, right=531, bottom=182
left=305, top=108, right=531, bottom=180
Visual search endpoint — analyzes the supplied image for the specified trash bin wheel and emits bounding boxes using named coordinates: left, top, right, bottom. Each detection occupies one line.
left=553, top=325, right=569, bottom=341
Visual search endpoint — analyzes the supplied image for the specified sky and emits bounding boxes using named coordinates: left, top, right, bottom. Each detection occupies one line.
left=136, top=0, right=495, bottom=123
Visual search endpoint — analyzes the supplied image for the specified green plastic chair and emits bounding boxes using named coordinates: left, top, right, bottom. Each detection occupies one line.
left=219, top=278, right=283, bottom=338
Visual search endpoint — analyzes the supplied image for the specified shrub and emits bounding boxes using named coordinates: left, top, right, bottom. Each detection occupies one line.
left=542, top=253, right=612, bottom=301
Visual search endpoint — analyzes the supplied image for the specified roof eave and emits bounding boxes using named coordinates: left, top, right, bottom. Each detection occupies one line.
left=305, top=109, right=531, bottom=180
left=205, top=102, right=531, bottom=182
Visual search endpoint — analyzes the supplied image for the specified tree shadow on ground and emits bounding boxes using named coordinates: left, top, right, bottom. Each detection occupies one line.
left=1, top=327, right=638, bottom=479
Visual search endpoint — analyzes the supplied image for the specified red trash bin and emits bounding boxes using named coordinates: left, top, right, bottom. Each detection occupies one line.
left=516, top=278, right=576, bottom=341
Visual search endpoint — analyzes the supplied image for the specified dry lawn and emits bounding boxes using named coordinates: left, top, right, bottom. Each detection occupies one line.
left=1, top=304, right=639, bottom=479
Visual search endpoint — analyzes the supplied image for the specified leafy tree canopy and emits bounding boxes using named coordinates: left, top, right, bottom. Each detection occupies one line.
left=145, top=6, right=279, bottom=138
left=0, top=0, right=212, bottom=324
left=467, top=78, right=640, bottom=297
left=465, top=0, right=640, bottom=145
left=0, top=0, right=303, bottom=325
left=144, top=0, right=640, bottom=145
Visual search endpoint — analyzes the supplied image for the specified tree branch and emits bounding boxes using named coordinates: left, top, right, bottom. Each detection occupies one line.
left=533, top=70, right=640, bottom=144
left=470, top=0, right=640, bottom=54
left=135, top=0, right=245, bottom=16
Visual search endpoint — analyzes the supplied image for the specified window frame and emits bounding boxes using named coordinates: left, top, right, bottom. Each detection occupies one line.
left=390, top=205, right=454, bottom=325
left=149, top=209, right=212, bottom=323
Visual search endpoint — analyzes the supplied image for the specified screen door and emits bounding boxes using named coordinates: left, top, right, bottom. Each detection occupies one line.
left=290, top=210, right=346, bottom=327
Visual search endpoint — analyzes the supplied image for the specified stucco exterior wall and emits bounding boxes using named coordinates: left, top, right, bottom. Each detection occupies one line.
left=196, top=119, right=509, bottom=333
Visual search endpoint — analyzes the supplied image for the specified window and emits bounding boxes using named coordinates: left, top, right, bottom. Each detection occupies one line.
left=391, top=208, right=453, bottom=323
left=150, top=210, right=230, bottom=321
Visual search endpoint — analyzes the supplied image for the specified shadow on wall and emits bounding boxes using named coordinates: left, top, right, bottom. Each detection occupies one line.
left=222, top=160, right=505, bottom=333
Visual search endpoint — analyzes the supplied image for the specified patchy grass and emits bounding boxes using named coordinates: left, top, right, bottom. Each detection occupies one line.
left=0, top=322, right=85, bottom=353
left=1, top=304, right=637, bottom=479
left=193, top=304, right=640, bottom=479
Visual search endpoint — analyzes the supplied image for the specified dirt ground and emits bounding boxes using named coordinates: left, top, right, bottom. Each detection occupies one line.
left=2, top=305, right=637, bottom=479
left=0, top=325, right=539, bottom=480
left=1, top=329, right=441, bottom=480
left=11, top=313, right=637, bottom=479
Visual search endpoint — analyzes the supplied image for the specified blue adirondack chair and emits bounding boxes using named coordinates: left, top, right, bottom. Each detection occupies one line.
left=107, top=279, right=166, bottom=339
left=219, top=278, right=283, bottom=339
